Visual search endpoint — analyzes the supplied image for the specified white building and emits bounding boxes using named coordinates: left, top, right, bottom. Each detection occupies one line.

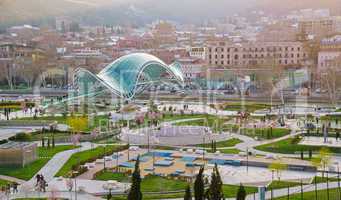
left=189, top=47, right=205, bottom=60
left=318, top=35, right=341, bottom=72
left=176, top=57, right=204, bottom=81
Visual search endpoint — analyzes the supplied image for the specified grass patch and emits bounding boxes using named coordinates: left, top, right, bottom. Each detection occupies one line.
left=214, top=103, right=271, bottom=112
left=218, top=148, right=241, bottom=154
left=15, top=115, right=109, bottom=132
left=0, top=179, right=12, bottom=187
left=110, top=183, right=257, bottom=199
left=255, top=137, right=341, bottom=154
left=222, top=184, right=258, bottom=198
left=312, top=176, right=340, bottom=184
left=267, top=180, right=304, bottom=190
left=56, top=145, right=128, bottom=177
left=196, top=138, right=242, bottom=148
left=94, top=171, right=130, bottom=182
left=241, top=127, right=291, bottom=140
left=173, top=115, right=228, bottom=133
left=140, top=175, right=187, bottom=193
left=274, top=188, right=341, bottom=200
left=0, top=145, right=76, bottom=180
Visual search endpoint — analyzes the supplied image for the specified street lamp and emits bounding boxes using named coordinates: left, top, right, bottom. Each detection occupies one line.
left=103, top=145, right=106, bottom=170
left=72, top=170, right=79, bottom=200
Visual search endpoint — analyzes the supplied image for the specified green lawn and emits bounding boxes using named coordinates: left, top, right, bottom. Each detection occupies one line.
left=173, top=115, right=228, bottom=133
left=110, top=183, right=257, bottom=200
left=267, top=180, right=304, bottom=190
left=241, top=127, right=291, bottom=140
left=0, top=145, right=76, bottom=180
left=141, top=175, right=187, bottom=192
left=255, top=137, right=341, bottom=154
left=56, top=145, right=127, bottom=177
left=214, top=102, right=271, bottom=112
left=196, top=138, right=243, bottom=148
left=0, top=179, right=12, bottom=187
left=312, top=176, right=340, bottom=184
left=222, top=184, right=257, bottom=198
left=274, top=188, right=341, bottom=200
left=218, top=148, right=241, bottom=154
left=15, top=115, right=109, bottom=132
left=95, top=171, right=130, bottom=182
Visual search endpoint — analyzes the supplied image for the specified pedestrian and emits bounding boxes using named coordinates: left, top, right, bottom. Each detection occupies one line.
left=35, top=174, right=41, bottom=187
left=12, top=183, right=18, bottom=193
left=40, top=179, right=47, bottom=192
left=336, top=131, right=340, bottom=141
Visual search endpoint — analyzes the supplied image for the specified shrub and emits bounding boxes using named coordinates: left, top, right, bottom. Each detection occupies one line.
left=9, top=132, right=32, bottom=141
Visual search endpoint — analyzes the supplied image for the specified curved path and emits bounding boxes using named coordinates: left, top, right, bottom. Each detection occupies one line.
left=6, top=142, right=99, bottom=200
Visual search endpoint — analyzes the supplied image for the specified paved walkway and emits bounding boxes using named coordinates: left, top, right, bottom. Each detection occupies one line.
left=24, top=142, right=95, bottom=186
left=242, top=181, right=341, bottom=200
left=8, top=191, right=104, bottom=200
left=0, top=175, right=25, bottom=184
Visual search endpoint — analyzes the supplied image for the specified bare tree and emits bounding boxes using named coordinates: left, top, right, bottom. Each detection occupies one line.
left=322, top=66, right=340, bottom=107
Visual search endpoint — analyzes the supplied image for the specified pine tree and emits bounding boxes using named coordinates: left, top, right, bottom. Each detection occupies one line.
left=184, top=184, right=192, bottom=200
left=207, top=164, right=224, bottom=200
left=236, top=184, right=246, bottom=200
left=128, top=155, right=142, bottom=200
left=194, top=167, right=205, bottom=200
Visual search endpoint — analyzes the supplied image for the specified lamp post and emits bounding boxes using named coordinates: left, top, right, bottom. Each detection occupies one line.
left=72, top=170, right=79, bottom=200
left=246, top=147, right=249, bottom=173
left=103, top=145, right=106, bottom=170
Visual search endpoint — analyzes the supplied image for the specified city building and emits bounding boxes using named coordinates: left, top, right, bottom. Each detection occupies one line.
left=189, top=47, right=206, bottom=60
left=151, top=21, right=177, bottom=45
left=205, top=40, right=308, bottom=68
left=175, top=57, right=205, bottom=82
left=0, top=142, right=37, bottom=167
left=318, top=35, right=341, bottom=72
left=298, top=17, right=337, bottom=39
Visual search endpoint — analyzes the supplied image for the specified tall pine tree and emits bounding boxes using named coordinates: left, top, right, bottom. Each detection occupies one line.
left=206, top=164, right=224, bottom=200
left=127, top=155, right=142, bottom=200
left=236, top=184, right=246, bottom=200
left=184, top=184, right=192, bottom=200
left=194, top=167, right=205, bottom=200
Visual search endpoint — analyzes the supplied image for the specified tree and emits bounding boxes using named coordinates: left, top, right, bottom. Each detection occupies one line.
left=236, top=184, right=246, bottom=200
left=206, top=164, right=224, bottom=200
left=184, top=184, right=192, bottom=200
left=194, top=167, right=205, bottom=200
left=67, top=116, right=88, bottom=134
left=128, top=155, right=142, bottom=200
left=268, top=161, right=288, bottom=181
left=312, top=148, right=332, bottom=177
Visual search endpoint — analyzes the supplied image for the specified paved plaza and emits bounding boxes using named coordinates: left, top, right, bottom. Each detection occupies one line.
left=300, top=136, right=341, bottom=147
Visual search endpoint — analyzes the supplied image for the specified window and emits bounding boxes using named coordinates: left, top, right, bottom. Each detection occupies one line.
left=234, top=55, right=239, bottom=59
left=221, top=55, right=224, bottom=59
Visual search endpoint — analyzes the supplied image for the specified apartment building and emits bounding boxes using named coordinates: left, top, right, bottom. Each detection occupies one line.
left=318, top=35, right=341, bottom=72
left=298, top=17, right=336, bottom=38
left=205, top=40, right=308, bottom=68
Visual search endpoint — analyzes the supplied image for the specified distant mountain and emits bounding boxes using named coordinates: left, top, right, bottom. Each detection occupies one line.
left=1, top=0, right=341, bottom=29
left=254, top=0, right=341, bottom=15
